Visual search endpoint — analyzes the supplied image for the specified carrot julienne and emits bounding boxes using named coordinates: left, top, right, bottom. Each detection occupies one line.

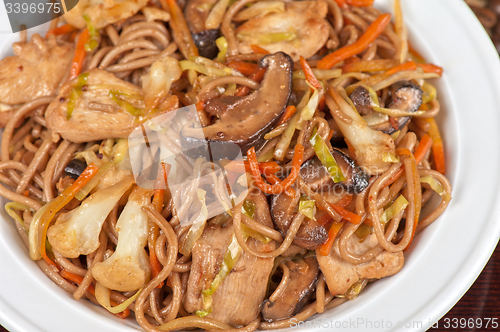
left=235, top=67, right=266, bottom=96
left=227, top=60, right=259, bottom=76
left=277, top=105, right=297, bottom=126
left=319, top=221, right=345, bottom=256
left=39, top=163, right=98, bottom=270
left=317, top=13, right=391, bottom=69
left=423, top=118, right=446, bottom=174
left=384, top=134, right=433, bottom=187
left=300, top=56, right=322, bottom=89
left=68, top=29, right=89, bottom=81
left=329, top=203, right=362, bottom=224
left=250, top=44, right=270, bottom=54
left=45, top=24, right=76, bottom=37
left=247, top=143, right=304, bottom=195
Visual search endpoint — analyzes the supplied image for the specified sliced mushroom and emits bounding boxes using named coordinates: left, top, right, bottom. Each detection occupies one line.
left=300, top=150, right=369, bottom=195
left=180, top=52, right=292, bottom=159
left=64, top=159, right=87, bottom=180
left=261, top=256, right=319, bottom=322
left=350, top=80, right=423, bottom=134
left=185, top=0, right=221, bottom=58
left=271, top=187, right=327, bottom=250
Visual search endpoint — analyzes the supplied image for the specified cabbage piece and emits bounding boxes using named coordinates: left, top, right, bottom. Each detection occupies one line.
left=92, top=187, right=153, bottom=292
left=47, top=175, right=135, bottom=258
left=141, top=56, right=182, bottom=113
left=327, top=85, right=396, bottom=175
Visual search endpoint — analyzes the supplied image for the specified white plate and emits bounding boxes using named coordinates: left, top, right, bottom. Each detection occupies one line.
left=1, top=0, right=500, bottom=331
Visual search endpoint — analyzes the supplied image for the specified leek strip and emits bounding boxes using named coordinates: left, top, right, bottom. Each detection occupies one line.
left=95, top=282, right=141, bottom=314
left=379, top=195, right=409, bottom=224
left=5, top=202, right=30, bottom=229
left=420, top=176, right=451, bottom=201
left=309, top=131, right=345, bottom=183
left=179, top=189, right=209, bottom=256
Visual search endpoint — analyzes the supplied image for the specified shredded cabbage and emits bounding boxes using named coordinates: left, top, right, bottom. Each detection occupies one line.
left=380, top=195, right=409, bottom=224
left=309, top=130, right=345, bottom=183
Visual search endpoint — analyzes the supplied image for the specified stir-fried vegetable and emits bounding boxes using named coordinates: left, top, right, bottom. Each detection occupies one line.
left=198, top=235, right=243, bottom=315
left=379, top=195, right=409, bottom=224
left=47, top=176, right=134, bottom=258
left=92, top=187, right=153, bottom=291
left=420, top=176, right=451, bottom=202
left=319, top=221, right=344, bottom=256
left=424, top=118, right=446, bottom=174
left=318, top=13, right=391, bottom=69
left=205, top=0, right=232, bottom=30
left=95, top=283, right=141, bottom=314
left=67, top=73, right=89, bottom=120
left=216, top=36, right=228, bottom=63
left=310, top=130, right=345, bottom=183
left=83, top=15, right=100, bottom=52
left=60, top=270, right=130, bottom=319
left=179, top=189, right=209, bottom=256
left=298, top=195, right=316, bottom=220
left=247, top=143, right=304, bottom=195
left=69, top=29, right=90, bottom=81
left=29, top=163, right=99, bottom=270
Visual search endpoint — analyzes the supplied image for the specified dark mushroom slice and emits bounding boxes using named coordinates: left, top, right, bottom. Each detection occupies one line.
left=350, top=80, right=423, bottom=134
left=300, top=150, right=369, bottom=195
left=261, top=256, right=319, bottom=322
left=271, top=186, right=327, bottom=250
left=184, top=0, right=221, bottom=58
left=64, top=159, right=87, bottom=180
left=180, top=52, right=293, bottom=160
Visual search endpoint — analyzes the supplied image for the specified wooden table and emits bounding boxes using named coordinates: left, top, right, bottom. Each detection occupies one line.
left=0, top=241, right=498, bottom=332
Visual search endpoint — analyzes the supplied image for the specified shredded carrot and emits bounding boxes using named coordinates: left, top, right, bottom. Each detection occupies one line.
left=40, top=163, right=98, bottom=270
left=300, top=56, right=322, bottom=89
left=235, top=67, right=266, bottom=96
left=385, top=60, right=443, bottom=77
left=418, top=63, right=444, bottom=76
left=22, top=190, right=29, bottom=197
left=247, top=144, right=304, bottom=195
left=384, top=134, right=433, bottom=187
left=227, top=60, right=259, bottom=76
left=423, top=118, right=446, bottom=174
left=222, top=160, right=281, bottom=175
left=277, top=105, right=297, bottom=126
left=342, top=59, right=398, bottom=73
left=346, top=0, right=374, bottom=6
left=318, top=13, right=391, bottom=69
left=386, top=60, right=417, bottom=76
left=68, top=29, right=89, bottom=81
left=333, top=0, right=346, bottom=7
left=45, top=24, right=76, bottom=37
left=163, top=0, right=199, bottom=58
left=329, top=203, right=361, bottom=224
left=319, top=221, right=345, bottom=256
left=388, top=117, right=399, bottom=131
left=60, top=270, right=130, bottom=319
left=250, top=44, right=270, bottom=54
left=195, top=100, right=205, bottom=112
left=336, top=194, right=353, bottom=208
left=264, top=173, right=296, bottom=197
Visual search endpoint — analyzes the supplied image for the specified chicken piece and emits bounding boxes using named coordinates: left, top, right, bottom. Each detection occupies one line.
left=45, top=68, right=179, bottom=143
left=63, top=0, right=149, bottom=29
left=317, top=233, right=404, bottom=296
left=236, top=0, right=329, bottom=61
left=184, top=192, right=276, bottom=327
left=0, top=34, right=72, bottom=106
